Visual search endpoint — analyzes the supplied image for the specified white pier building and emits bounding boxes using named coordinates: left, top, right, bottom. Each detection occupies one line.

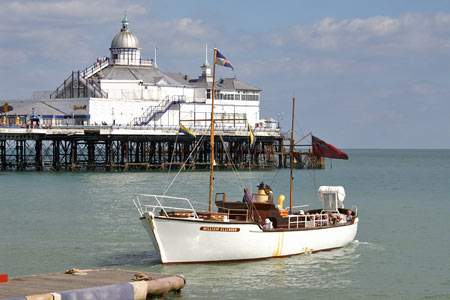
left=1, top=15, right=265, bottom=130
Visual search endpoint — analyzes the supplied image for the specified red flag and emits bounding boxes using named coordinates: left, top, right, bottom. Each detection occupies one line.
left=312, top=136, right=348, bottom=160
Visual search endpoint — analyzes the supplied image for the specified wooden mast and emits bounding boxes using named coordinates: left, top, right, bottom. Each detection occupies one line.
left=289, top=97, right=296, bottom=212
left=209, top=49, right=217, bottom=211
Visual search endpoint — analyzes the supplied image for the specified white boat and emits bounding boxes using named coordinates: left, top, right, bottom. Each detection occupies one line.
left=132, top=49, right=358, bottom=264
left=133, top=187, right=359, bottom=264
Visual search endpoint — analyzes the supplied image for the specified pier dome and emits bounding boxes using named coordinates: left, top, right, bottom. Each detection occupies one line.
left=110, top=14, right=142, bottom=65
left=111, top=16, right=140, bottom=49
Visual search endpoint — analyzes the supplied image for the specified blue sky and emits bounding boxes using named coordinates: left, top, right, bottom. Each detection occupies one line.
left=1, top=0, right=450, bottom=148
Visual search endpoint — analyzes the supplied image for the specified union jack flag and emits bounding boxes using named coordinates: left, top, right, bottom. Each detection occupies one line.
left=215, top=49, right=234, bottom=70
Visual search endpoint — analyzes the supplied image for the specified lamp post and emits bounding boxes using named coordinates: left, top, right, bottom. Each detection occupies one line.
left=277, top=113, right=284, bottom=129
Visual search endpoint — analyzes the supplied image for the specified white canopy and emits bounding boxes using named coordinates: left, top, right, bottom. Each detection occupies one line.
left=318, top=186, right=346, bottom=202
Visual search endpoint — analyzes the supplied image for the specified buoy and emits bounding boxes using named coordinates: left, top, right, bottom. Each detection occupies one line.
left=0, top=274, right=8, bottom=283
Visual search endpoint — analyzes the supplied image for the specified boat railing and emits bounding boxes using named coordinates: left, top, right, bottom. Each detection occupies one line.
left=290, top=205, right=309, bottom=210
left=132, top=194, right=199, bottom=219
left=288, top=214, right=330, bottom=229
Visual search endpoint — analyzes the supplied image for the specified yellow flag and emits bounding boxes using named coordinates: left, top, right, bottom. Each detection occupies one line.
left=248, top=123, right=255, bottom=147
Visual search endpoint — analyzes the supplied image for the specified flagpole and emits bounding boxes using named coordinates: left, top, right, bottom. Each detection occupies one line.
left=209, top=49, right=217, bottom=211
left=290, top=97, right=295, bottom=213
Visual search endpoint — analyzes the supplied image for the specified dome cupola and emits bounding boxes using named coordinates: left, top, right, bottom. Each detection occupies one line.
left=110, top=14, right=142, bottom=65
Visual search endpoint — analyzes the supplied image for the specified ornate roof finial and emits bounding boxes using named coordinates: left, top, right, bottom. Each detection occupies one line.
left=154, top=46, right=159, bottom=69
left=122, top=11, right=129, bottom=29
left=202, top=43, right=210, bottom=67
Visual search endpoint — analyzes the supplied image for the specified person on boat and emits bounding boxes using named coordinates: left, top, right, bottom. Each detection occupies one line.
left=322, top=214, right=329, bottom=226
left=264, top=185, right=274, bottom=205
left=315, top=214, right=322, bottom=226
left=263, top=218, right=272, bottom=229
left=328, top=213, right=335, bottom=225
left=337, top=216, right=346, bottom=224
left=242, top=188, right=251, bottom=202
left=258, top=182, right=266, bottom=190
left=346, top=210, right=353, bottom=223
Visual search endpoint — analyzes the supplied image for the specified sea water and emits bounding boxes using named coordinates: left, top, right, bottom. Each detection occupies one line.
left=1, top=150, right=449, bottom=299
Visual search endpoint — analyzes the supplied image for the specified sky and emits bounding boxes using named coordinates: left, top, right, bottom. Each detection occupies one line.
left=1, top=0, right=450, bottom=149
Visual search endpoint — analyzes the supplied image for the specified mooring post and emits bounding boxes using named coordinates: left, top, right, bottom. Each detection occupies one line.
left=71, top=140, right=77, bottom=171
left=0, top=140, right=5, bottom=170
left=15, top=140, right=20, bottom=171
left=125, top=140, right=129, bottom=171
left=87, top=141, right=95, bottom=170
left=35, top=139, right=42, bottom=171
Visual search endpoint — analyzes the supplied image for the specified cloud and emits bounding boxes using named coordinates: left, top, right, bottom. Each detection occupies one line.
left=0, top=0, right=146, bottom=25
left=265, top=13, right=450, bottom=56
left=0, top=0, right=148, bottom=66
left=136, top=18, right=221, bottom=57
left=238, top=56, right=382, bottom=78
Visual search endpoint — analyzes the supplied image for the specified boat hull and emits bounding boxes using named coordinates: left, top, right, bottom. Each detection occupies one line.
left=141, top=212, right=359, bottom=264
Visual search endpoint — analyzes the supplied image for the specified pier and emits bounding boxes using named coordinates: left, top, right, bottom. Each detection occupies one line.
left=0, top=269, right=185, bottom=299
left=0, top=126, right=323, bottom=171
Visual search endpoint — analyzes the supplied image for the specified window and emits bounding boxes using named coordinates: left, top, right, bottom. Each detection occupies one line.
left=322, top=193, right=337, bottom=211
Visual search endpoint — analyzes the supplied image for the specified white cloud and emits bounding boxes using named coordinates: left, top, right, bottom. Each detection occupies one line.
left=268, top=13, right=450, bottom=56
left=0, top=0, right=148, bottom=66
left=1, top=0, right=146, bottom=24
left=137, top=18, right=221, bottom=57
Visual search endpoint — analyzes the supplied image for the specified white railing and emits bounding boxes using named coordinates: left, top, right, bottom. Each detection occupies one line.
left=81, top=59, right=110, bottom=79
left=351, top=205, right=358, bottom=216
left=111, top=58, right=154, bottom=66
left=288, top=214, right=330, bottom=229
left=129, top=95, right=187, bottom=126
left=139, top=60, right=153, bottom=66
left=133, top=194, right=199, bottom=219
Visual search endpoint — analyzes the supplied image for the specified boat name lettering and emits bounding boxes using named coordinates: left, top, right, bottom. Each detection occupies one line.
left=200, top=227, right=240, bottom=232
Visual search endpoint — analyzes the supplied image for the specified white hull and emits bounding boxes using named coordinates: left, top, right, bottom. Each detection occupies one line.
left=141, top=212, right=359, bottom=264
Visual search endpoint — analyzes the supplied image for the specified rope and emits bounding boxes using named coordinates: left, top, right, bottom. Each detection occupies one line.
left=218, top=134, right=246, bottom=192
left=294, top=115, right=307, bottom=141
left=163, top=131, right=207, bottom=197
left=269, top=165, right=282, bottom=187
left=132, top=272, right=152, bottom=281
left=247, top=132, right=257, bottom=194
left=65, top=268, right=92, bottom=276
left=165, top=129, right=180, bottom=189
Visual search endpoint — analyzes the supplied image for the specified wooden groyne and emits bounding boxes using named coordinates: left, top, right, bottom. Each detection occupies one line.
left=0, top=127, right=324, bottom=171
left=0, top=269, right=185, bottom=299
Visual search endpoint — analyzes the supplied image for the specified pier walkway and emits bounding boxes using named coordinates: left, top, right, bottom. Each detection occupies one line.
left=0, top=269, right=185, bottom=299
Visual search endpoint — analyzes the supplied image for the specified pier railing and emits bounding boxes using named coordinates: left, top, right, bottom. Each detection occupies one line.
left=80, top=59, right=110, bottom=79
left=0, top=124, right=282, bottom=136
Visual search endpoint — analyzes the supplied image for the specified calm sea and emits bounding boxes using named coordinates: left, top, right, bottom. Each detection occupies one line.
left=1, top=150, right=449, bottom=299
